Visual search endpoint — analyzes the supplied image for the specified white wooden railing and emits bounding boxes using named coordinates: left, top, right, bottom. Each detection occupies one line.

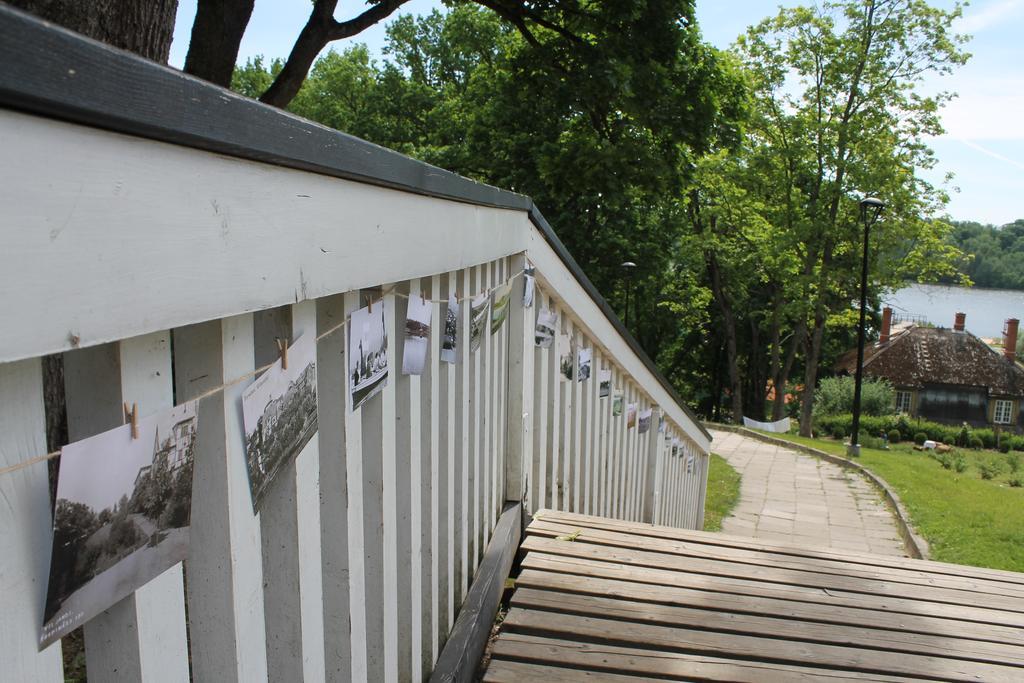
left=0, top=7, right=711, bottom=682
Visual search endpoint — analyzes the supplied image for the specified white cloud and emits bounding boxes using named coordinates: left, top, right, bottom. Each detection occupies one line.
left=938, top=81, right=1024, bottom=140
left=955, top=0, right=1024, bottom=33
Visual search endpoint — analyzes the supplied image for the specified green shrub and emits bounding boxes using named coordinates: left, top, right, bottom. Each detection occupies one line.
left=887, top=429, right=901, bottom=444
left=956, top=425, right=970, bottom=447
left=999, top=441, right=1011, bottom=453
left=938, top=452, right=952, bottom=469
left=973, top=428, right=996, bottom=449
left=1009, top=477, right=1022, bottom=488
left=969, top=436, right=984, bottom=450
left=814, top=376, right=894, bottom=417
left=954, top=455, right=968, bottom=473
left=979, top=461, right=1002, bottom=480
left=1007, top=453, right=1021, bottom=473
left=914, top=431, right=928, bottom=445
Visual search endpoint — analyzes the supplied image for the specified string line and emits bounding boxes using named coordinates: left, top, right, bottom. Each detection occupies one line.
left=0, top=268, right=531, bottom=478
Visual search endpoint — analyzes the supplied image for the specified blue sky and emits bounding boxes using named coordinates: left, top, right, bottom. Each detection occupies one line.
left=169, top=0, right=1023, bottom=226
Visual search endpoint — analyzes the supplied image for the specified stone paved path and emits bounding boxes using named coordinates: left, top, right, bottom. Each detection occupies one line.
left=709, top=429, right=906, bottom=556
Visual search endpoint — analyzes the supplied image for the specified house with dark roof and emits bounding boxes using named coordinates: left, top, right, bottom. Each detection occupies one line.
left=836, top=309, right=1024, bottom=431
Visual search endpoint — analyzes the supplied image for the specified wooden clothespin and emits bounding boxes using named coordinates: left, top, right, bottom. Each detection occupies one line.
left=421, top=290, right=426, bottom=305
left=276, top=337, right=289, bottom=370
left=368, top=296, right=373, bottom=313
left=123, top=402, right=139, bottom=439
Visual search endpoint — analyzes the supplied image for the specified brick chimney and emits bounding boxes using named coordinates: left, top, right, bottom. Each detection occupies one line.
left=880, top=307, right=893, bottom=343
left=1005, top=318, right=1019, bottom=362
left=954, top=312, right=966, bottom=332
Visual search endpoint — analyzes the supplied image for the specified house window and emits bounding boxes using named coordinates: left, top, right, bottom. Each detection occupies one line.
left=994, top=399, right=1014, bottom=425
left=895, top=391, right=912, bottom=414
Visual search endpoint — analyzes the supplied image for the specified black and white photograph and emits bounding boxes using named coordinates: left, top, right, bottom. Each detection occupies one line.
left=469, top=292, right=489, bottom=352
left=686, top=451, right=695, bottom=474
left=243, top=334, right=319, bottom=508
left=402, top=293, right=432, bottom=376
left=523, top=263, right=535, bottom=308
left=535, top=308, right=557, bottom=348
left=441, top=293, right=459, bottom=364
left=612, top=393, right=623, bottom=417
left=626, top=402, right=637, bottom=428
left=672, top=438, right=681, bottom=457
left=559, top=334, right=573, bottom=381
left=577, top=347, right=592, bottom=382
left=658, top=416, right=665, bottom=433
left=41, top=402, right=198, bottom=648
left=599, top=370, right=611, bottom=398
left=638, top=408, right=652, bottom=434
left=348, top=302, right=390, bottom=411
left=491, top=282, right=512, bottom=335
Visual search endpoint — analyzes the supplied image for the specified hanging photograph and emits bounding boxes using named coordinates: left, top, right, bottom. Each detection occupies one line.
left=469, top=292, right=488, bottom=352
left=440, top=293, right=459, bottom=364
left=535, top=308, right=557, bottom=348
left=626, top=403, right=637, bottom=428
left=559, top=334, right=573, bottom=381
left=402, top=293, right=432, bottom=376
left=577, top=347, right=592, bottom=382
left=658, top=416, right=665, bottom=433
left=490, top=282, right=512, bottom=335
left=243, top=334, right=319, bottom=508
left=348, top=301, right=390, bottom=411
left=638, top=408, right=652, bottom=434
left=612, top=393, right=623, bottom=417
left=41, top=402, right=198, bottom=649
left=523, top=263, right=536, bottom=308
left=672, top=437, right=681, bottom=457
left=599, top=370, right=611, bottom=398
left=686, top=451, right=695, bottom=474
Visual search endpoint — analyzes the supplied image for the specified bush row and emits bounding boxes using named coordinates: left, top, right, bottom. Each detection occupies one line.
left=813, top=414, right=1024, bottom=451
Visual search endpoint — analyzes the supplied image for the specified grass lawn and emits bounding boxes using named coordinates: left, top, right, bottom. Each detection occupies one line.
left=703, top=452, right=741, bottom=532
left=766, top=431, right=1024, bottom=572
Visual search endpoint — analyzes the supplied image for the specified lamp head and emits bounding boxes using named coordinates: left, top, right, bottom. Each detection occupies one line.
left=860, top=197, right=885, bottom=210
left=621, top=261, right=637, bottom=275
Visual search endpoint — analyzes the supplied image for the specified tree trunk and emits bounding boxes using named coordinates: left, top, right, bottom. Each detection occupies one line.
left=183, top=0, right=255, bottom=87
left=707, top=252, right=742, bottom=423
left=771, top=320, right=804, bottom=421
left=7, top=0, right=177, bottom=63
left=799, top=309, right=827, bottom=436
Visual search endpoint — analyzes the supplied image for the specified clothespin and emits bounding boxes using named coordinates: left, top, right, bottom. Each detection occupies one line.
left=123, top=402, right=139, bottom=439
left=368, top=297, right=373, bottom=313
left=421, top=290, right=426, bottom=305
left=276, top=337, right=289, bottom=370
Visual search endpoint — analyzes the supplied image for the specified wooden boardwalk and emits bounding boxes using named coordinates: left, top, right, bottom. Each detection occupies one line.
left=484, top=510, right=1024, bottom=682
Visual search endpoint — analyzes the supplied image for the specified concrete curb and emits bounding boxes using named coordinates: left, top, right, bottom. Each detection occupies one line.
left=707, top=423, right=930, bottom=560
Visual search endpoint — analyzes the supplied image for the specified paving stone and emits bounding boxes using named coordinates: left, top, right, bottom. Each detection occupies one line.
left=709, top=429, right=906, bottom=558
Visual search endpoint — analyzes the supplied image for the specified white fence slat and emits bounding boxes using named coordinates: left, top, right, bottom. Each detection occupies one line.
left=458, top=267, right=472, bottom=602
left=481, top=262, right=492, bottom=550
left=440, top=272, right=457, bottom=638
left=547, top=301, right=561, bottom=512
left=63, top=333, right=190, bottom=683
left=395, top=281, right=418, bottom=683
left=380, top=291, right=401, bottom=683
left=0, top=358, right=64, bottom=682
left=343, top=292, right=369, bottom=682
left=314, top=295, right=352, bottom=681
left=424, top=274, right=441, bottom=673
left=532, top=291, right=550, bottom=513
left=174, top=316, right=269, bottom=683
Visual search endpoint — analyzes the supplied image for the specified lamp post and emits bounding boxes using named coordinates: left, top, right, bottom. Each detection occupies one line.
left=621, top=261, right=637, bottom=329
left=849, top=196, right=885, bottom=457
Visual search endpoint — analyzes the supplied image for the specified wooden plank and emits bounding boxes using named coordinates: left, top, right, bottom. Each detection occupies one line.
left=343, top=291, right=370, bottom=682
left=312, top=296, right=352, bottom=681
left=501, top=608, right=1023, bottom=682
left=429, top=504, right=521, bottom=683
left=536, top=509, right=1024, bottom=590
left=0, top=358, right=64, bottom=681
left=490, top=633, right=927, bottom=682
left=514, top=568, right=1024, bottom=647
left=484, top=659, right=648, bottom=683
left=526, top=519, right=1024, bottom=602
left=174, top=316, right=269, bottom=682
left=511, top=588, right=1024, bottom=666
left=519, top=552, right=1024, bottom=629
left=524, top=536, right=1024, bottom=622
left=64, top=333, right=191, bottom=683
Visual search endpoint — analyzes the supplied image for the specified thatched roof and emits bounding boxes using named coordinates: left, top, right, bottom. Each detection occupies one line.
left=835, top=326, right=1024, bottom=397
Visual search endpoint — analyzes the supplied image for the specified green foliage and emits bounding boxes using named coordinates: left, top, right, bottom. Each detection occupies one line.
left=969, top=436, right=984, bottom=450
left=914, top=431, right=928, bottom=445
left=944, top=219, right=1024, bottom=289
left=1010, top=477, right=1022, bottom=488
left=953, top=455, right=968, bottom=473
left=1008, top=453, right=1021, bottom=473
left=979, top=460, right=1002, bottom=480
left=887, top=429, right=902, bottom=444
left=813, top=376, right=894, bottom=417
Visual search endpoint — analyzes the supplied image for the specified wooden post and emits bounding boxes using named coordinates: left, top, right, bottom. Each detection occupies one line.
left=0, top=358, right=64, bottom=681
left=63, top=332, right=190, bottom=683
left=641, top=409, right=663, bottom=523
left=174, top=315, right=269, bottom=682
left=504, top=253, right=533, bottom=505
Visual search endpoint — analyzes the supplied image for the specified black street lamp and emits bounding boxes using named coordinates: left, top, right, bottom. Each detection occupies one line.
left=849, top=196, right=885, bottom=457
left=621, top=261, right=637, bottom=329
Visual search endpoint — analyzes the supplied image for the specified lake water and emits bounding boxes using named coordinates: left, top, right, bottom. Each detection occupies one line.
left=885, top=283, right=1024, bottom=338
